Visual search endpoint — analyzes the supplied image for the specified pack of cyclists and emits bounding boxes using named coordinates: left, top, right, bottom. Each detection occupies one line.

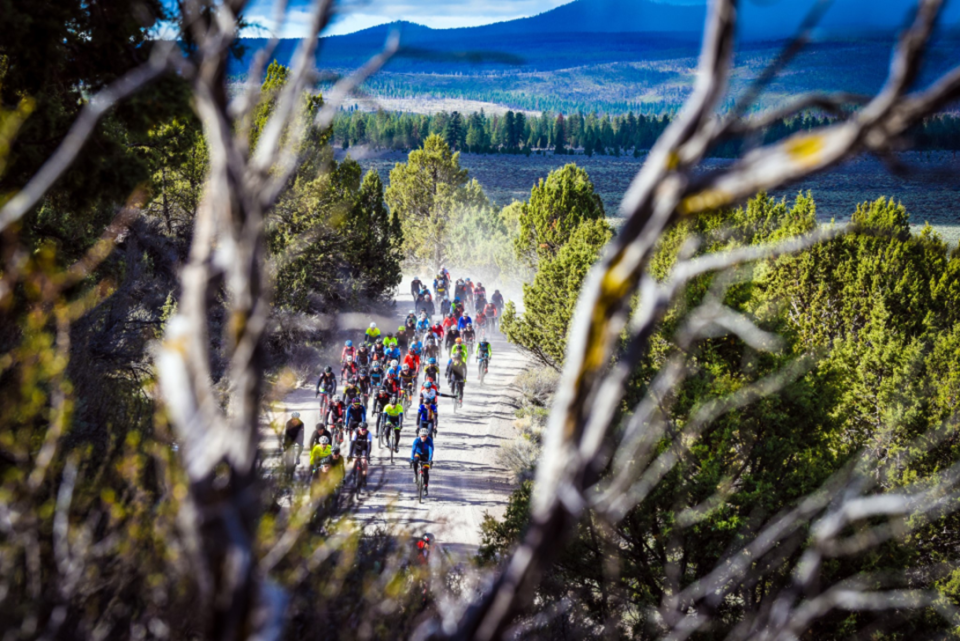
left=287, top=270, right=504, bottom=501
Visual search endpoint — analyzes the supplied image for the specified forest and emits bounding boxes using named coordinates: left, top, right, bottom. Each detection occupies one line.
left=332, top=107, right=960, bottom=157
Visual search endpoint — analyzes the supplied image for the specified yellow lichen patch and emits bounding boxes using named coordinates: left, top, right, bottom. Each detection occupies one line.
left=666, top=150, right=680, bottom=171
left=679, top=189, right=733, bottom=215
left=785, top=133, right=825, bottom=169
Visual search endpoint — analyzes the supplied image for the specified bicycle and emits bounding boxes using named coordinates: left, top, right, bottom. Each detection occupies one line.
left=349, top=453, right=369, bottom=492
left=465, top=337, right=475, bottom=362
left=389, top=423, right=402, bottom=464
left=317, top=389, right=332, bottom=418
left=400, top=381, right=415, bottom=411
left=478, top=355, right=490, bottom=386
left=451, top=379, right=464, bottom=412
left=413, top=457, right=431, bottom=503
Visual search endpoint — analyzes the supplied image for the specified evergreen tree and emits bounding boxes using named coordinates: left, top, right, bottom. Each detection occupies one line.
left=515, top=163, right=606, bottom=265
left=554, top=113, right=567, bottom=154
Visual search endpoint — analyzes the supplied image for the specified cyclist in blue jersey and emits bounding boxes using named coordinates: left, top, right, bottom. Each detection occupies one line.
left=410, top=429, right=435, bottom=495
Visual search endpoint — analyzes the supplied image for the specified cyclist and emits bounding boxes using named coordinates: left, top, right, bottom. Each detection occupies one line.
left=341, top=355, right=358, bottom=380
left=457, top=312, right=473, bottom=331
left=420, top=379, right=439, bottom=403
left=369, top=360, right=385, bottom=389
left=356, top=344, right=372, bottom=367
left=475, top=282, right=487, bottom=308
left=341, top=340, right=356, bottom=363
left=381, top=368, right=402, bottom=398
left=310, top=422, right=332, bottom=450
left=345, top=396, right=366, bottom=425
left=283, top=411, right=305, bottom=466
left=422, top=357, right=441, bottom=386
left=416, top=312, right=431, bottom=337
left=474, top=310, right=488, bottom=336
left=423, top=332, right=440, bottom=361
left=410, top=428, right=435, bottom=496
left=444, top=326, right=460, bottom=354
left=439, top=296, right=451, bottom=317
left=349, top=423, right=372, bottom=485
left=451, top=297, right=464, bottom=320
left=454, top=278, right=467, bottom=301
left=476, top=339, right=493, bottom=375
left=446, top=353, right=468, bottom=397
left=417, top=533, right=435, bottom=564
left=434, top=273, right=448, bottom=299
left=357, top=368, right=372, bottom=404
left=396, top=325, right=410, bottom=351
left=383, top=332, right=398, bottom=349
left=451, top=337, right=469, bottom=363
left=384, top=342, right=402, bottom=364
left=442, top=312, right=456, bottom=333
left=310, top=435, right=333, bottom=474
left=316, top=366, right=337, bottom=399
left=403, top=347, right=421, bottom=374
left=417, top=400, right=438, bottom=436
left=372, top=338, right=386, bottom=362
left=430, top=320, right=444, bottom=340
left=365, top=322, right=381, bottom=344
left=343, top=376, right=361, bottom=404
left=464, top=278, right=475, bottom=309
left=383, top=397, right=404, bottom=451
left=399, top=363, right=418, bottom=398
left=410, top=276, right=424, bottom=302
left=328, top=446, right=346, bottom=486
left=491, top=289, right=505, bottom=316
left=405, top=311, right=417, bottom=333
left=422, top=291, right=435, bottom=316
left=461, top=323, right=476, bottom=354
left=325, top=395, right=346, bottom=427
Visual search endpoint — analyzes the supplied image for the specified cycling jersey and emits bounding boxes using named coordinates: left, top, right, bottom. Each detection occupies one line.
left=316, top=373, right=337, bottom=395
left=365, top=327, right=381, bottom=341
left=423, top=365, right=440, bottom=381
left=411, top=437, right=434, bottom=464
left=400, top=371, right=417, bottom=387
left=447, top=358, right=468, bottom=382
left=484, top=303, right=497, bottom=317
left=382, top=378, right=401, bottom=396
left=450, top=345, right=469, bottom=362
left=457, top=316, right=473, bottom=331
left=385, top=346, right=401, bottom=361
left=352, top=431, right=372, bottom=457
left=462, top=329, right=476, bottom=343
left=431, top=324, right=444, bottom=338
left=416, top=319, right=430, bottom=333
left=476, top=342, right=492, bottom=358
left=310, top=443, right=332, bottom=468
left=383, top=336, right=398, bottom=349
left=383, top=403, right=404, bottom=425
left=341, top=346, right=356, bottom=361
left=343, top=384, right=360, bottom=401
left=370, top=369, right=384, bottom=387
left=403, top=353, right=420, bottom=371
left=345, top=404, right=366, bottom=425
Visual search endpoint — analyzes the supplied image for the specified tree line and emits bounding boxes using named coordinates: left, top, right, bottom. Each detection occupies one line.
left=333, top=107, right=960, bottom=157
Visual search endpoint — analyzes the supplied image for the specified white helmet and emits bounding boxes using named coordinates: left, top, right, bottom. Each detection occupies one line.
left=291, top=412, right=300, bottom=418
left=390, top=359, right=399, bottom=369
left=419, top=428, right=430, bottom=437
left=370, top=322, right=377, bottom=329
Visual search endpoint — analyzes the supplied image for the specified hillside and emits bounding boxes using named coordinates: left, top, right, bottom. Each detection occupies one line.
left=232, top=0, right=960, bottom=114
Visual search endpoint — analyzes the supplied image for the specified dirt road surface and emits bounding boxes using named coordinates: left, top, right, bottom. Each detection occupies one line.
left=267, top=289, right=524, bottom=560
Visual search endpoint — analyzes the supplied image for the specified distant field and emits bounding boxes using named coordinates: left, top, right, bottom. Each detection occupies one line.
left=341, top=97, right=540, bottom=117
left=347, top=149, right=960, bottom=232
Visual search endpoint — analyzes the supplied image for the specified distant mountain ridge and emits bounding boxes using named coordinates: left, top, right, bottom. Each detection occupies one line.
left=230, top=0, right=960, bottom=114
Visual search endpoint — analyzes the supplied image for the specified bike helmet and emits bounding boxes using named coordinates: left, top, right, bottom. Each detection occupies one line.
left=390, top=396, right=398, bottom=404
left=466, top=322, right=472, bottom=327
left=352, top=397, right=361, bottom=404
left=345, top=340, right=353, bottom=347
left=372, top=361, right=382, bottom=370
left=424, top=381, right=434, bottom=389
left=466, top=278, right=471, bottom=282
left=398, top=325, right=405, bottom=332
left=331, top=446, right=341, bottom=454
left=477, top=282, right=482, bottom=288
left=391, top=359, right=399, bottom=368
left=369, top=322, right=377, bottom=329
left=402, top=364, right=410, bottom=372
left=453, top=297, right=460, bottom=303
left=428, top=357, right=437, bottom=365
left=455, top=338, right=463, bottom=344
left=291, top=412, right=300, bottom=418
left=334, top=395, right=343, bottom=403
left=324, top=366, right=332, bottom=374
left=422, top=533, right=434, bottom=544
left=359, top=422, right=368, bottom=431
left=418, top=429, right=430, bottom=437
left=320, top=436, right=331, bottom=445
left=409, top=310, right=415, bottom=315
left=376, top=336, right=384, bottom=345
left=349, top=375, right=358, bottom=384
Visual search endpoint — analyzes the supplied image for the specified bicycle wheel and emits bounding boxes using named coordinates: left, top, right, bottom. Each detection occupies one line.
left=390, top=436, right=394, bottom=464
left=417, top=467, right=424, bottom=503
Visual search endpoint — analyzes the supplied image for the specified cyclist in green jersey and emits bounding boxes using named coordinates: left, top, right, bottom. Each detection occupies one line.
left=382, top=397, right=404, bottom=452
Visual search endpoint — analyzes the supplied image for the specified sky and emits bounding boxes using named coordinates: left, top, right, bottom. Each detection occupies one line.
left=244, top=0, right=571, bottom=37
